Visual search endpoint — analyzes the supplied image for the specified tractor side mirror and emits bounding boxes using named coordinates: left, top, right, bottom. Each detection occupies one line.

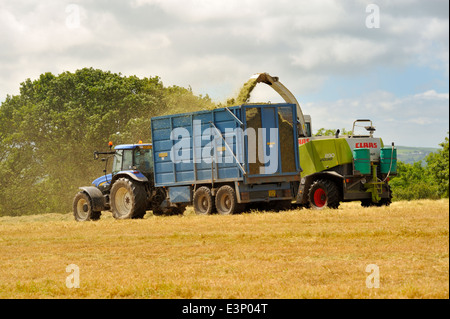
left=94, top=151, right=99, bottom=160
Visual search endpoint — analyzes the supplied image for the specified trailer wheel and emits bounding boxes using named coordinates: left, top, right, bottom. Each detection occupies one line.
left=110, top=178, right=147, bottom=219
left=73, top=192, right=101, bottom=221
left=215, top=185, right=241, bottom=215
left=308, top=179, right=340, bottom=209
left=193, top=186, right=214, bottom=215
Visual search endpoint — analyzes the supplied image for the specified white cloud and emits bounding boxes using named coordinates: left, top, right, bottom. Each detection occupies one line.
left=304, top=89, right=449, bottom=147
left=414, top=90, right=449, bottom=99
left=0, top=0, right=448, bottom=147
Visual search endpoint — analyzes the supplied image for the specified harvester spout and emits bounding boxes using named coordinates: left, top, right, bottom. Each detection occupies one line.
left=250, top=72, right=306, bottom=137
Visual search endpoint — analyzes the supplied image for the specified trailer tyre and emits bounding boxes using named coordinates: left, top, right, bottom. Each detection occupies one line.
left=308, top=179, right=340, bottom=209
left=193, top=186, right=214, bottom=215
left=73, top=192, right=101, bottom=221
left=215, top=185, right=242, bottom=215
left=110, top=178, right=147, bottom=219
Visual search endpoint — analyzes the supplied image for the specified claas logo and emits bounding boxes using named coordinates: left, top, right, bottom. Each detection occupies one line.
left=355, top=142, right=378, bottom=148
left=298, top=138, right=310, bottom=145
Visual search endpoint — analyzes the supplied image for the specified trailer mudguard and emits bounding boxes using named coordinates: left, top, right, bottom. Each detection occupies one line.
left=79, top=186, right=106, bottom=212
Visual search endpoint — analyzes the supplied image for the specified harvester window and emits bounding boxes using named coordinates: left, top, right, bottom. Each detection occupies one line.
left=305, top=122, right=311, bottom=137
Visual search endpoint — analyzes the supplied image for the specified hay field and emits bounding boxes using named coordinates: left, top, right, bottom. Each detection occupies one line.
left=0, top=199, right=448, bottom=299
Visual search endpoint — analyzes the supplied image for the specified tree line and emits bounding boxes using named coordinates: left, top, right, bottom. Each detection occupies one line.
left=389, top=135, right=448, bottom=200
left=0, top=68, right=447, bottom=216
left=0, top=68, right=215, bottom=216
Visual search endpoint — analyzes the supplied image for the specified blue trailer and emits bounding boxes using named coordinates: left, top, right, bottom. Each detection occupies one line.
left=151, top=103, right=302, bottom=215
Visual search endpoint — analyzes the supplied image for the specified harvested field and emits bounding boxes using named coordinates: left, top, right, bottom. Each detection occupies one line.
left=0, top=199, right=448, bottom=299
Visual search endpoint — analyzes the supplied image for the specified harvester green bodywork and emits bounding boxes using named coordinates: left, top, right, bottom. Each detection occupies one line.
left=297, top=136, right=393, bottom=207
left=299, top=138, right=354, bottom=177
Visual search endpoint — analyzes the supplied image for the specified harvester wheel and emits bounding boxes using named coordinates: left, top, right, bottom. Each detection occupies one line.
left=379, top=185, right=393, bottom=206
left=361, top=185, right=392, bottom=207
left=193, top=186, right=214, bottom=215
left=110, top=178, right=147, bottom=219
left=361, top=199, right=374, bottom=207
left=215, top=185, right=242, bottom=215
left=73, top=192, right=101, bottom=221
left=308, top=179, right=340, bottom=209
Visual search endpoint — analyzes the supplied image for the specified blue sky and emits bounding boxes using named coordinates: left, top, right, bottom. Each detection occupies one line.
left=0, top=0, right=448, bottom=147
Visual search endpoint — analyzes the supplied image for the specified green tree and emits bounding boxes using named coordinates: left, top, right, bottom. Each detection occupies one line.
left=425, top=133, right=449, bottom=198
left=314, top=128, right=351, bottom=136
left=389, top=161, right=440, bottom=201
left=0, top=68, right=216, bottom=216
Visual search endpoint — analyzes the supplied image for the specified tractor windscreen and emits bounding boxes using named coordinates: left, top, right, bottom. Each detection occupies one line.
left=134, top=147, right=153, bottom=173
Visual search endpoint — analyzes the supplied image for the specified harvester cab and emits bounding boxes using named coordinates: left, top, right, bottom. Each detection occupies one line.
left=350, top=119, right=376, bottom=138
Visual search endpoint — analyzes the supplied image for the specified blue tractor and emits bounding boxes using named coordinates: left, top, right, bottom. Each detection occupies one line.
left=72, top=143, right=186, bottom=221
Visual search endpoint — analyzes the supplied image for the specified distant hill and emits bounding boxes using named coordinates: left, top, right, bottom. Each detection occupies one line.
left=396, top=146, right=439, bottom=165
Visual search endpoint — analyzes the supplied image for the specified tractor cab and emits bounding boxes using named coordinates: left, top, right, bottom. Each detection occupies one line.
left=92, top=142, right=153, bottom=192
left=112, top=143, right=153, bottom=175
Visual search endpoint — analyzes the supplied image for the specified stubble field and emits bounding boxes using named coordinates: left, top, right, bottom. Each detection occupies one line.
left=0, top=199, right=448, bottom=299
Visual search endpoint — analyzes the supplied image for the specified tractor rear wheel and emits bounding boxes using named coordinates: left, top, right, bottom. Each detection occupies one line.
left=110, top=178, right=147, bottom=219
left=308, top=179, right=340, bottom=209
left=73, top=192, right=101, bottom=221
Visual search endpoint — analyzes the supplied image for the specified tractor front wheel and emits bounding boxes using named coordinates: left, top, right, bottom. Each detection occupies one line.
left=73, top=192, right=101, bottom=221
